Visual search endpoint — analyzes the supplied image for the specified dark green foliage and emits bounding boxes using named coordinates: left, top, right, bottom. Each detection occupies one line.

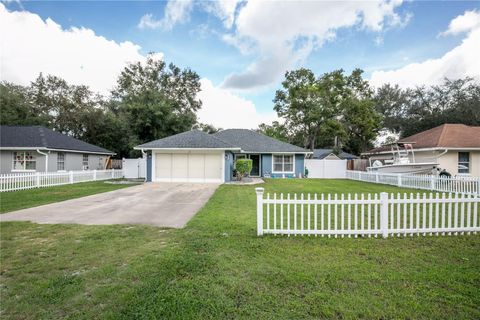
left=235, top=158, right=253, bottom=179
left=270, top=68, right=381, bottom=154
left=374, top=78, right=480, bottom=138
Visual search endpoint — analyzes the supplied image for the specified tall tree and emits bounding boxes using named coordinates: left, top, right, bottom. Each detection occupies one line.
left=112, top=54, right=202, bottom=150
left=273, top=68, right=380, bottom=153
left=0, top=82, right=39, bottom=125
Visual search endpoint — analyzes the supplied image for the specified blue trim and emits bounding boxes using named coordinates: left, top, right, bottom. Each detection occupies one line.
left=224, top=151, right=233, bottom=182
left=146, top=151, right=152, bottom=182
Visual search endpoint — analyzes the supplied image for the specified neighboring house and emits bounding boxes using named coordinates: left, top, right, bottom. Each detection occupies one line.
left=135, top=129, right=311, bottom=183
left=0, top=126, right=115, bottom=174
left=311, top=149, right=358, bottom=160
left=362, top=124, right=480, bottom=177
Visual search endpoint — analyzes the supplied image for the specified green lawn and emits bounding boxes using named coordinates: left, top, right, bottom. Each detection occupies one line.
left=1, top=179, right=479, bottom=319
left=0, top=180, right=139, bottom=213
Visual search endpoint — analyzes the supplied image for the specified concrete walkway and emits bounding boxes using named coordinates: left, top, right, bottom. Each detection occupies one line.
left=0, top=183, right=219, bottom=228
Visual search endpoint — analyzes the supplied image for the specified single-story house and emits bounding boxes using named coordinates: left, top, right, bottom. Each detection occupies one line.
left=135, top=129, right=311, bottom=183
left=0, top=125, right=115, bottom=174
left=311, top=148, right=358, bottom=160
left=362, top=124, right=480, bottom=177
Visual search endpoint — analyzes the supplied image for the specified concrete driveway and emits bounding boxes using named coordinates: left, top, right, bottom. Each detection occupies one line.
left=0, top=183, right=219, bottom=228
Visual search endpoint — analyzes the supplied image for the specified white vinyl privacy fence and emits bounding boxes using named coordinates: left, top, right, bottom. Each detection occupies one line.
left=255, top=188, right=479, bottom=238
left=305, top=159, right=346, bottom=178
left=123, top=158, right=146, bottom=179
left=347, top=170, right=480, bottom=196
left=0, top=169, right=124, bottom=192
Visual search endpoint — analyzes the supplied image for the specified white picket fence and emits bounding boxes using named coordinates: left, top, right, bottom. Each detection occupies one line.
left=346, top=170, right=480, bottom=196
left=255, top=188, right=480, bottom=238
left=0, top=169, right=124, bottom=192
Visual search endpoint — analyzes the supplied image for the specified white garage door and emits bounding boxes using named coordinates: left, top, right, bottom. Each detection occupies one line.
left=155, top=152, right=223, bottom=183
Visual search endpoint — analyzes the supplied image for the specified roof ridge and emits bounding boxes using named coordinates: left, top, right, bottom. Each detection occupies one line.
left=436, top=123, right=449, bottom=147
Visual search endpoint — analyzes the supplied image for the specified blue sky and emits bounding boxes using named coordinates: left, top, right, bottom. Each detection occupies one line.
left=1, top=1, right=479, bottom=128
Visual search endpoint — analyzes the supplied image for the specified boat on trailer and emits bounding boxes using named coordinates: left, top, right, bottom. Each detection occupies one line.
left=367, top=142, right=438, bottom=174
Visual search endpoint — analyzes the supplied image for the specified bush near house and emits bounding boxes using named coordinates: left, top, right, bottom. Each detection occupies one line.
left=235, top=158, right=253, bottom=180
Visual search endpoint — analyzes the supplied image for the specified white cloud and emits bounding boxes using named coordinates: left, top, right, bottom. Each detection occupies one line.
left=202, top=0, right=240, bottom=29
left=138, top=0, right=194, bottom=30
left=0, top=3, right=149, bottom=94
left=370, top=10, right=480, bottom=88
left=197, top=78, right=276, bottom=129
left=221, top=0, right=407, bottom=90
left=440, top=9, right=480, bottom=36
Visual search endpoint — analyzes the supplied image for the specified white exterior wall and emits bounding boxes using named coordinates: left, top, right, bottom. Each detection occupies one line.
left=414, top=150, right=480, bottom=177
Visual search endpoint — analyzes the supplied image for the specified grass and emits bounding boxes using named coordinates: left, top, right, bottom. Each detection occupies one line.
left=0, top=180, right=139, bottom=213
left=1, top=179, right=479, bottom=319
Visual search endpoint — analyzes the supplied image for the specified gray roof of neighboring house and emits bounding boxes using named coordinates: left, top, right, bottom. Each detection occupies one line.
left=0, top=125, right=114, bottom=154
left=136, top=130, right=239, bottom=149
left=214, top=129, right=309, bottom=153
left=313, top=148, right=358, bottom=159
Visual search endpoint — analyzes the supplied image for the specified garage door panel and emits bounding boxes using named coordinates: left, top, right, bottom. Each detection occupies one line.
left=188, top=154, right=205, bottom=180
left=204, top=154, right=222, bottom=181
left=155, top=154, right=171, bottom=182
left=172, top=154, right=188, bottom=180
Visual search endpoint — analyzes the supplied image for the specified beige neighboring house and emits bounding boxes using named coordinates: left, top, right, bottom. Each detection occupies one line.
left=363, top=124, right=480, bottom=177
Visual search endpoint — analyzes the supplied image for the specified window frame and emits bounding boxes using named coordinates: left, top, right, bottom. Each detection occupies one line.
left=82, top=154, right=89, bottom=170
left=458, top=152, right=470, bottom=174
left=271, top=154, right=295, bottom=174
left=12, top=151, right=37, bottom=172
left=57, top=152, right=66, bottom=171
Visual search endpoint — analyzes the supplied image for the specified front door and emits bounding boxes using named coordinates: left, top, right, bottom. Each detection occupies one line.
left=250, top=154, right=260, bottom=176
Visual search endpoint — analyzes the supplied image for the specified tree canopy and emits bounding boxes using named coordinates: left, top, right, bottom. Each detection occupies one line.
left=374, top=78, right=480, bottom=138
left=268, top=68, right=380, bottom=154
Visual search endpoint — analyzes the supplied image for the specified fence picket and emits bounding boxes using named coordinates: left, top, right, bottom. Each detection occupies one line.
left=0, top=170, right=124, bottom=192
left=257, top=190, right=479, bottom=238
left=346, top=170, right=479, bottom=196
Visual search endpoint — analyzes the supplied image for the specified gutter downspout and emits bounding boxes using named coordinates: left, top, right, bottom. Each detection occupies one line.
left=436, top=149, right=448, bottom=159
left=37, top=149, right=48, bottom=172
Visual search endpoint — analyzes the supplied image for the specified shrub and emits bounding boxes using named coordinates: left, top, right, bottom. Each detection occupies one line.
left=235, top=158, right=253, bottom=180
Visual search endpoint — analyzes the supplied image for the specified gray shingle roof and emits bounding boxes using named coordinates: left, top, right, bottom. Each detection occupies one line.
left=313, top=148, right=358, bottom=159
left=0, top=126, right=114, bottom=154
left=136, top=130, right=239, bottom=149
left=214, top=129, right=309, bottom=153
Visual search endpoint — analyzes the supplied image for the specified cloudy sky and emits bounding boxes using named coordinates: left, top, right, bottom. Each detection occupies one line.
left=1, top=1, right=479, bottom=129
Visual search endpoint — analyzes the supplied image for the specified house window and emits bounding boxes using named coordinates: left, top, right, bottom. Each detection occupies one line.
left=57, top=152, right=65, bottom=171
left=458, top=152, right=470, bottom=174
left=273, top=155, right=294, bottom=173
left=82, top=154, right=89, bottom=170
left=12, top=151, right=36, bottom=171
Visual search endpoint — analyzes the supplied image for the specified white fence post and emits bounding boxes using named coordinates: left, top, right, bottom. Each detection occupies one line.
left=375, top=172, right=379, bottom=183
left=93, top=170, right=97, bottom=180
left=111, top=169, right=115, bottom=179
left=69, top=171, right=74, bottom=184
left=397, top=174, right=402, bottom=187
left=380, top=192, right=389, bottom=238
left=256, top=187, right=265, bottom=236
left=36, top=172, right=40, bottom=188
left=430, top=175, right=435, bottom=190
